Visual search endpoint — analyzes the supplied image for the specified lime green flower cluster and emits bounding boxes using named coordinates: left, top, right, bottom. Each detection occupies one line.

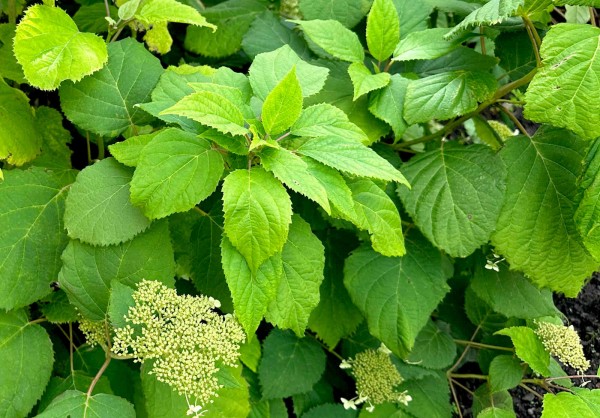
left=340, top=345, right=411, bottom=412
left=534, top=320, right=590, bottom=372
left=78, top=317, right=106, bottom=347
left=280, top=0, right=302, bottom=19
left=111, top=280, right=245, bottom=408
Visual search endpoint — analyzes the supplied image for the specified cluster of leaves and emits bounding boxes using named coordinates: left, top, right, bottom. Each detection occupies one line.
left=1, top=0, right=600, bottom=417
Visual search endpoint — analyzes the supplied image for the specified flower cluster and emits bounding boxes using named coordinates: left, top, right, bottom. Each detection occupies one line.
left=280, top=0, right=302, bottom=19
left=340, top=345, right=411, bottom=412
left=78, top=317, right=106, bottom=347
left=534, top=320, right=590, bottom=372
left=112, top=280, right=245, bottom=410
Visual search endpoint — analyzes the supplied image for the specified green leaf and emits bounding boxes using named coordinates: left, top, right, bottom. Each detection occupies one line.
left=259, top=147, right=331, bottom=213
left=258, top=329, right=326, bottom=399
left=393, top=28, right=459, bottom=61
left=304, top=404, right=358, bottom=418
left=471, top=385, right=515, bottom=417
left=266, top=215, right=325, bottom=336
left=575, top=140, right=600, bottom=259
left=59, top=221, right=175, bottom=320
left=0, top=168, right=75, bottom=310
left=13, top=4, right=107, bottom=90
left=291, top=19, right=365, bottom=63
left=72, top=3, right=118, bottom=33
left=397, top=144, right=506, bottom=257
left=135, top=0, right=216, bottom=28
left=40, top=290, right=79, bottom=324
left=38, top=372, right=113, bottom=413
left=471, top=258, right=558, bottom=319
left=541, top=389, right=600, bottom=418
left=524, top=23, right=600, bottom=140
left=108, top=280, right=135, bottom=329
left=261, top=67, right=303, bottom=136
left=242, top=10, right=309, bottom=59
left=240, top=337, right=261, bottom=373
left=59, top=38, right=163, bottom=137
left=0, top=24, right=25, bottom=83
left=298, top=0, right=371, bottom=28
left=0, top=78, right=40, bottom=166
left=404, top=70, right=497, bottom=124
left=297, top=136, right=409, bottom=185
left=291, top=103, right=368, bottom=143
left=31, top=106, right=73, bottom=170
left=0, top=309, right=53, bottom=418
left=140, top=364, right=188, bottom=417
left=64, top=158, right=151, bottom=246
left=184, top=0, right=266, bottom=57
left=489, top=355, right=523, bottom=392
left=445, top=0, right=524, bottom=40
left=495, top=31, right=537, bottom=82
left=222, top=168, right=292, bottom=273
left=304, top=158, right=357, bottom=219
left=204, top=365, right=251, bottom=418
left=221, top=236, right=282, bottom=336
left=368, top=74, right=410, bottom=138
left=478, top=407, right=517, bottom=418
left=344, top=232, right=452, bottom=357
left=348, top=62, right=391, bottom=101
left=491, top=127, right=597, bottom=297
left=397, top=371, right=452, bottom=418
left=36, top=391, right=135, bottom=418
left=414, top=46, right=498, bottom=76
left=130, top=128, right=224, bottom=219
left=248, top=45, right=329, bottom=101
left=162, top=91, right=249, bottom=136
left=347, top=178, right=405, bottom=257
left=108, top=132, right=157, bottom=168
left=366, top=0, right=400, bottom=61
left=143, top=21, right=172, bottom=54
left=393, top=0, right=432, bottom=37
left=407, top=320, right=457, bottom=369
left=496, top=326, right=551, bottom=376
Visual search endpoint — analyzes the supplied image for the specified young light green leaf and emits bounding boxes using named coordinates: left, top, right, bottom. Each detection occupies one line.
left=259, top=147, right=331, bottom=213
left=445, top=0, right=524, bottom=40
left=0, top=168, right=76, bottom=310
left=258, top=329, right=326, bottom=399
left=489, top=355, right=523, bottom=392
left=290, top=19, right=365, bottom=63
left=161, top=91, right=249, bottom=136
left=393, top=28, right=459, bottom=61
left=297, top=136, right=410, bottom=185
left=366, top=0, right=400, bottom=62
left=261, top=67, right=303, bottom=136
left=135, top=0, right=217, bottom=28
left=397, top=144, right=506, bottom=258
left=36, top=391, right=136, bottom=418
left=266, top=215, right=325, bottom=336
left=344, top=232, right=452, bottom=357
left=59, top=38, right=163, bottom=137
left=348, top=62, right=391, bottom=101
left=575, top=139, right=600, bottom=259
left=407, top=321, right=457, bottom=369
left=248, top=45, right=329, bottom=100
left=130, top=128, right=224, bottom=219
left=221, top=236, right=282, bottom=336
left=291, top=103, right=368, bottom=143
left=108, top=132, right=158, bottom=168
left=491, top=127, right=597, bottom=297
left=0, top=78, right=40, bottom=166
left=404, top=71, right=497, bottom=124
left=64, top=158, right=151, bottom=246
left=368, top=74, right=409, bottom=138
left=541, top=389, right=600, bottom=418
left=58, top=221, right=175, bottom=320
left=143, top=21, right=172, bottom=54
left=524, top=23, right=600, bottom=140
left=347, top=178, right=405, bottom=257
left=118, top=0, right=140, bottom=20
left=0, top=310, right=53, bottom=418
left=496, top=327, right=551, bottom=376
left=222, top=168, right=292, bottom=273
left=184, top=0, right=266, bottom=58
left=471, top=259, right=558, bottom=319
left=13, top=4, right=107, bottom=90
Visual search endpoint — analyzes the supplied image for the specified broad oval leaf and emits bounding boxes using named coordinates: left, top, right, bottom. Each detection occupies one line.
left=222, top=168, right=292, bottom=272
left=13, top=4, right=107, bottom=90
left=366, top=0, right=400, bottom=62
left=0, top=310, right=53, bottom=418
left=59, top=38, right=163, bottom=137
left=64, top=158, right=151, bottom=246
left=130, top=128, right=224, bottom=219
left=398, top=144, right=506, bottom=258
left=290, top=103, right=368, bottom=143
left=496, top=327, right=551, bottom=376
left=261, top=67, right=303, bottom=136
left=575, top=139, right=600, bottom=259
left=407, top=320, right=457, bottom=369
left=524, top=23, right=600, bottom=140
left=541, top=389, right=600, bottom=418
left=290, top=19, right=364, bottom=63
left=491, top=127, right=597, bottom=296
left=344, top=231, right=452, bottom=357
left=0, top=168, right=76, bottom=310
left=135, top=0, right=217, bottom=28
left=393, top=28, right=459, bottom=62
left=368, top=74, right=409, bottom=138
left=489, top=355, right=523, bottom=392
left=445, top=0, right=524, bottom=40
left=36, top=390, right=135, bottom=418
left=348, top=62, right=391, bottom=101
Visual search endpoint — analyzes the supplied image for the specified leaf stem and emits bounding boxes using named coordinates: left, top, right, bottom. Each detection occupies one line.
left=523, top=16, right=542, bottom=67
left=103, top=0, right=111, bottom=22
left=97, top=136, right=105, bottom=160
left=479, top=26, right=487, bottom=56
left=519, top=383, right=544, bottom=400
left=29, top=317, right=47, bottom=325
left=392, top=68, right=537, bottom=150
left=87, top=352, right=111, bottom=397
left=86, top=132, right=92, bottom=164
left=497, top=105, right=530, bottom=137
left=69, top=323, right=75, bottom=375
left=448, top=373, right=488, bottom=380
left=453, top=339, right=514, bottom=352
left=7, top=0, right=16, bottom=25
